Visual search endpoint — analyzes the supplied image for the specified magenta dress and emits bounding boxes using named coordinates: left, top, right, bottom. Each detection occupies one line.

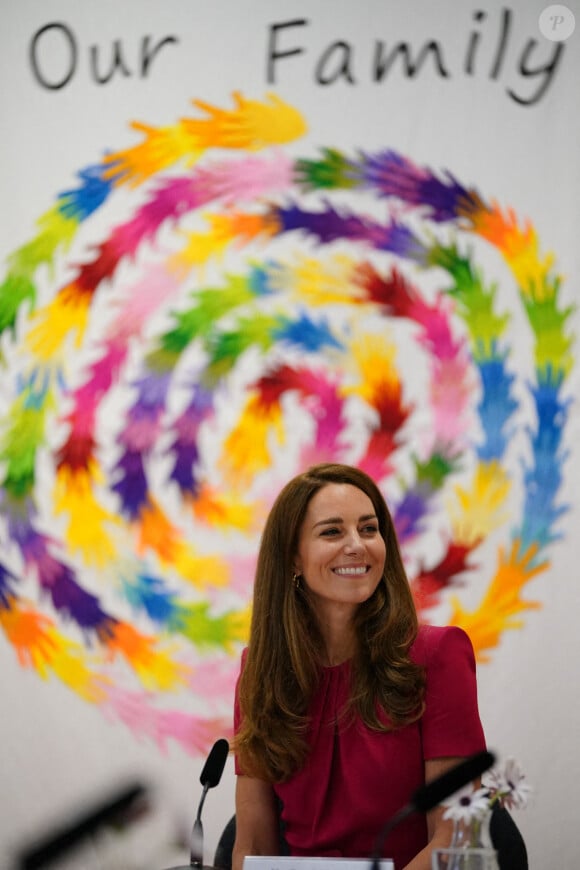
left=234, top=625, right=486, bottom=869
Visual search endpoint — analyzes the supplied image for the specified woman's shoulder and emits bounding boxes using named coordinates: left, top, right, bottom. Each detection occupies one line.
left=411, top=623, right=474, bottom=665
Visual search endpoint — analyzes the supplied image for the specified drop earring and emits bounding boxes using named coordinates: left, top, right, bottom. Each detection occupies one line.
left=292, top=573, right=302, bottom=590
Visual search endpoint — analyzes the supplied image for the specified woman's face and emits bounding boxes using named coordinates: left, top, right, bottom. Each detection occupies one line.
left=294, top=483, right=386, bottom=616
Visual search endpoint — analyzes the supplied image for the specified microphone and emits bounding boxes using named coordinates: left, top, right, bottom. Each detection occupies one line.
left=191, top=738, right=230, bottom=867
left=370, top=749, right=495, bottom=870
left=163, top=737, right=230, bottom=870
left=199, top=737, right=230, bottom=789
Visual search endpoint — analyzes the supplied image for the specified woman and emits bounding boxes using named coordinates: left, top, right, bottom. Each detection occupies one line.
left=232, top=463, right=485, bottom=870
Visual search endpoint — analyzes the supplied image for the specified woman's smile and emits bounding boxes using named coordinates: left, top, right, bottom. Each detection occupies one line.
left=332, top=565, right=370, bottom=576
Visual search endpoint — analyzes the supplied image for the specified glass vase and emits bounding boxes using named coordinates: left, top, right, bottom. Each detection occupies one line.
left=450, top=807, right=495, bottom=851
left=432, top=808, right=499, bottom=870
left=432, top=847, right=499, bottom=870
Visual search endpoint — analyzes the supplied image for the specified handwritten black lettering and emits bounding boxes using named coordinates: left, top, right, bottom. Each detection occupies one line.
left=267, top=19, right=308, bottom=84
left=30, top=22, right=77, bottom=90
left=264, top=8, right=566, bottom=106
left=141, top=35, right=179, bottom=77
left=507, top=40, right=564, bottom=105
left=90, top=41, right=132, bottom=84
left=316, top=42, right=356, bottom=85
left=489, top=7, right=511, bottom=79
left=29, top=22, right=179, bottom=90
left=373, top=41, right=449, bottom=80
left=464, top=10, right=486, bottom=75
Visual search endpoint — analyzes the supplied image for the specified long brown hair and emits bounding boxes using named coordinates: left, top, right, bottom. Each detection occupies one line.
left=233, top=463, right=425, bottom=782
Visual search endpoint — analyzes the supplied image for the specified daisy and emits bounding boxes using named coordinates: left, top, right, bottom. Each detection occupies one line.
left=442, top=784, right=491, bottom=824
left=483, top=757, right=532, bottom=811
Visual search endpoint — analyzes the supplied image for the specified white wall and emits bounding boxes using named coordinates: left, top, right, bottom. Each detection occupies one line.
left=1, top=1, right=579, bottom=867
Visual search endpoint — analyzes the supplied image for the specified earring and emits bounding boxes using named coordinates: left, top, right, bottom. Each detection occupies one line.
left=292, top=573, right=302, bottom=590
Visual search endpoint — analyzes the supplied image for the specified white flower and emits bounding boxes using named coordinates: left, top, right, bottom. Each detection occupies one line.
left=443, top=784, right=491, bottom=824
left=483, top=757, right=532, bottom=811
left=443, top=756, right=532, bottom=830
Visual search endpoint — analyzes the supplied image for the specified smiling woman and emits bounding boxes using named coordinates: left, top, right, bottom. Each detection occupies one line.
left=293, top=482, right=387, bottom=645
left=232, top=463, right=487, bottom=870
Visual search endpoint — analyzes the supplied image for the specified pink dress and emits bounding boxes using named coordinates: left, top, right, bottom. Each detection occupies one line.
left=234, top=624, right=486, bottom=869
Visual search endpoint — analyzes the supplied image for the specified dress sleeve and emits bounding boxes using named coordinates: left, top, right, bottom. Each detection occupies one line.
left=419, top=625, right=486, bottom=759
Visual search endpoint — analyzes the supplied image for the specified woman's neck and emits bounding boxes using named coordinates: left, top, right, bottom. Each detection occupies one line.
left=322, top=645, right=354, bottom=666
left=315, top=604, right=357, bottom=666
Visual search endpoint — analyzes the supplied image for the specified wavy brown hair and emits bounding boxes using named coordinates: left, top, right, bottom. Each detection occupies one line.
left=233, top=463, right=425, bottom=782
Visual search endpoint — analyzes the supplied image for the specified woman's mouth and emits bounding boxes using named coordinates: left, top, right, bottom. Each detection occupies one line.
left=333, top=565, right=369, bottom=576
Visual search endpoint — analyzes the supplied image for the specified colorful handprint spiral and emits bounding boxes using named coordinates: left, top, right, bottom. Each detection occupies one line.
left=0, top=92, right=574, bottom=755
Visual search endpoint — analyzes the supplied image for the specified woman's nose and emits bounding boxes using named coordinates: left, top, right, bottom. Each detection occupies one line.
left=343, top=529, right=364, bottom=552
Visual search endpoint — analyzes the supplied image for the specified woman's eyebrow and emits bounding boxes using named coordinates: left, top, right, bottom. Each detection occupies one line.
left=313, top=516, right=343, bottom=528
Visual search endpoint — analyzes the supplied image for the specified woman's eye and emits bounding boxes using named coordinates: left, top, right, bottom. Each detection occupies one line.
left=320, top=527, right=340, bottom=536
left=361, top=525, right=379, bottom=534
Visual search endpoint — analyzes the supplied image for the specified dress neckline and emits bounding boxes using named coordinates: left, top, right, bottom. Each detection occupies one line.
left=321, top=658, right=351, bottom=672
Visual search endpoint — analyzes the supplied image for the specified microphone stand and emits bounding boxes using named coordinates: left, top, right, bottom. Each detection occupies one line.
left=370, top=805, right=414, bottom=870
left=189, top=781, right=210, bottom=867
left=162, top=738, right=230, bottom=870
left=368, top=751, right=496, bottom=870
